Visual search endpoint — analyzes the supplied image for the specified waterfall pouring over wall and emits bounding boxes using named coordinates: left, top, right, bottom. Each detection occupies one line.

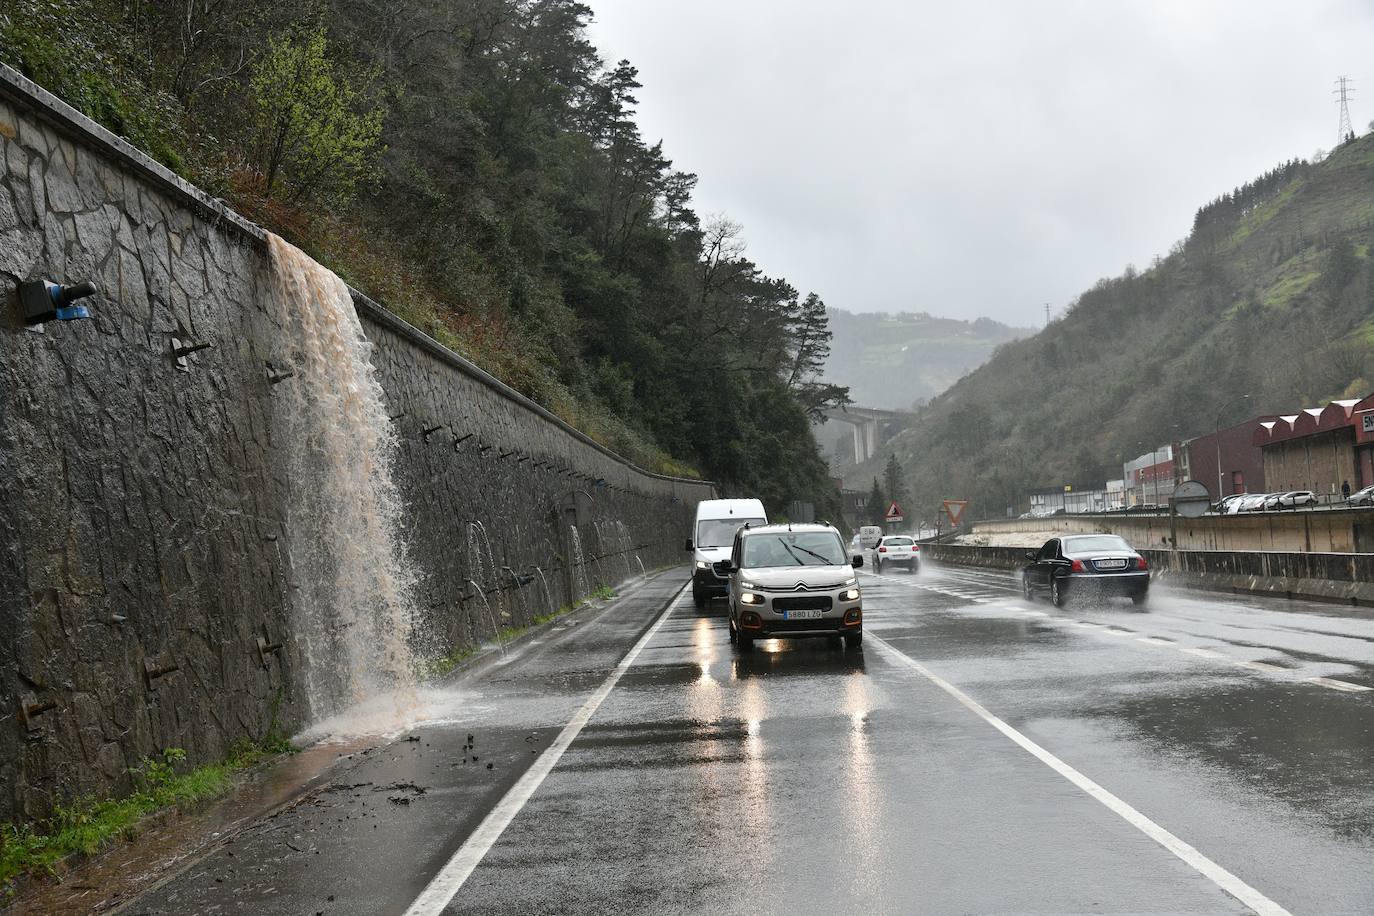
left=267, top=234, right=419, bottom=725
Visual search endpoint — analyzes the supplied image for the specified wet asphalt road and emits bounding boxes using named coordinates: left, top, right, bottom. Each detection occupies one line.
left=121, top=563, right=1374, bottom=915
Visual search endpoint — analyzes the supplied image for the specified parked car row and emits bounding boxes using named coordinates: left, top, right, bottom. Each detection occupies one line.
left=1216, top=490, right=1317, bottom=513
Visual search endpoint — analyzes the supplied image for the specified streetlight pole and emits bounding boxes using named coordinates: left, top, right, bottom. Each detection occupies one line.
left=1214, top=394, right=1251, bottom=501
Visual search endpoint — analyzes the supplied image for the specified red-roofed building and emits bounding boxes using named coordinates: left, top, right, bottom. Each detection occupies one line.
left=1253, top=395, right=1374, bottom=495
left=1177, top=418, right=1268, bottom=499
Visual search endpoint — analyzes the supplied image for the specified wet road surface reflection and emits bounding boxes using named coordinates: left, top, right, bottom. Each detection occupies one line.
left=118, top=567, right=1374, bottom=915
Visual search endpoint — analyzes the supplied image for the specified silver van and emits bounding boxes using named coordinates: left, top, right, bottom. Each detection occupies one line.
left=713, top=523, right=864, bottom=650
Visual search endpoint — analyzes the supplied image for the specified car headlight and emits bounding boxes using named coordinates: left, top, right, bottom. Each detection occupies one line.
left=740, top=581, right=757, bottom=590
left=843, top=577, right=856, bottom=587
left=839, top=587, right=861, bottom=602
left=695, top=561, right=708, bottom=569
left=740, top=592, right=764, bottom=605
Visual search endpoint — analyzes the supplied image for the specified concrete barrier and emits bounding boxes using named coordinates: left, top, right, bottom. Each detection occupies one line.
left=924, top=543, right=1374, bottom=607
left=966, top=507, right=1374, bottom=553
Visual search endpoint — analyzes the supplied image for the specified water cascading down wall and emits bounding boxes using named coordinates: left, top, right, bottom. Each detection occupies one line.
left=0, top=67, right=714, bottom=823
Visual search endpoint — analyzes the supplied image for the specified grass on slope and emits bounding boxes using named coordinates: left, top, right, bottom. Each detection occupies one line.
left=1, top=741, right=292, bottom=892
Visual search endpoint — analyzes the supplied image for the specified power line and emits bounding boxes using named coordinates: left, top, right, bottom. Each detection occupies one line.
left=1334, top=76, right=1356, bottom=144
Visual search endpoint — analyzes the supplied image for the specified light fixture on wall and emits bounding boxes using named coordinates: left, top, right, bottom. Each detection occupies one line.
left=17, top=278, right=98, bottom=325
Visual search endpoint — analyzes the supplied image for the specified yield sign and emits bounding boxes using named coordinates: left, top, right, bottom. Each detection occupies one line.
left=884, top=501, right=904, bottom=522
left=942, top=499, right=969, bottom=527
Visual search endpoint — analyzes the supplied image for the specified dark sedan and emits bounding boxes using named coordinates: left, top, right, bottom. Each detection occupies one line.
left=1022, top=535, right=1150, bottom=607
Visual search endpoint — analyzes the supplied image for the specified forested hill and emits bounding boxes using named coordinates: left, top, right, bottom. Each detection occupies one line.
left=0, top=1, right=846, bottom=516
left=882, top=134, right=1374, bottom=519
left=824, top=309, right=1030, bottom=409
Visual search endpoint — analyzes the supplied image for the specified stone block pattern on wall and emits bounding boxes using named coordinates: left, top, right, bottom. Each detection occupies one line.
left=0, top=68, right=714, bottom=824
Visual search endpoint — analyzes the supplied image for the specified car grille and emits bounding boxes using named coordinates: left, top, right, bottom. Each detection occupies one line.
left=756, top=581, right=847, bottom=592
left=773, top=596, right=834, bottom=612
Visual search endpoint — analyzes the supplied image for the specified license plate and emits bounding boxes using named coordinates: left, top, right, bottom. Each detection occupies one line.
left=1097, top=559, right=1127, bottom=569
left=783, top=609, right=823, bottom=620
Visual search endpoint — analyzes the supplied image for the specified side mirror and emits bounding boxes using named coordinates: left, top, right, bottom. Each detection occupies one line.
left=684, top=538, right=693, bottom=552
left=712, top=559, right=734, bottom=576
left=851, top=556, right=864, bottom=568
left=1025, top=552, right=1037, bottom=562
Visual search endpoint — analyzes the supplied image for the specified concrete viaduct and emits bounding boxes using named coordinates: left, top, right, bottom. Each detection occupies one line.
left=819, top=405, right=915, bottom=464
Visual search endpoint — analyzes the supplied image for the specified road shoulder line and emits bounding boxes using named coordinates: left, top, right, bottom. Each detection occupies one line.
left=402, top=584, right=688, bottom=916
left=868, top=633, right=1292, bottom=916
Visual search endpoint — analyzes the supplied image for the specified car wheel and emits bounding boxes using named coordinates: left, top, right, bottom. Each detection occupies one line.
left=844, top=631, right=863, bottom=649
left=875, top=559, right=882, bottom=573
left=1132, top=591, right=1149, bottom=608
left=911, top=561, right=919, bottom=575
left=727, top=613, right=738, bottom=643
left=1050, top=578, right=1068, bottom=608
left=1022, top=574, right=1034, bottom=601
left=692, top=587, right=705, bottom=610
left=737, top=633, right=754, bottom=651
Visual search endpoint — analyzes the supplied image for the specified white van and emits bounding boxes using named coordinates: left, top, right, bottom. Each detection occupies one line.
left=687, top=498, right=767, bottom=607
left=857, top=525, right=883, bottom=551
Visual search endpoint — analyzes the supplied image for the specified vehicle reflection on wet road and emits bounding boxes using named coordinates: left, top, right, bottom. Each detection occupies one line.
left=124, top=564, right=1374, bottom=915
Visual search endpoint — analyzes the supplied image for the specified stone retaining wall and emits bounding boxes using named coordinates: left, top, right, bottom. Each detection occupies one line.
left=0, top=67, right=714, bottom=823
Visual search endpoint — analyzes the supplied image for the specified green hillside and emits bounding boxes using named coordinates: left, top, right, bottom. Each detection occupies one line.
left=881, top=134, right=1374, bottom=519
left=824, top=310, right=1031, bottom=410
left=0, top=0, right=845, bottom=516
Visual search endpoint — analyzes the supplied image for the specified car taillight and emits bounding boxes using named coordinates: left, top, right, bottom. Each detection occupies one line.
left=878, top=546, right=887, bottom=552
left=1136, top=556, right=1148, bottom=570
left=1070, top=559, right=1086, bottom=573
left=912, top=545, right=919, bottom=551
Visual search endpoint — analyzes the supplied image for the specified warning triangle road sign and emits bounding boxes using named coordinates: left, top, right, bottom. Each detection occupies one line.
left=942, top=499, right=969, bottom=527
left=884, top=501, right=904, bottom=522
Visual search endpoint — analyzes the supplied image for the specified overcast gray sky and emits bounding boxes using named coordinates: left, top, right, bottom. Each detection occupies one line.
left=586, top=0, right=1374, bottom=327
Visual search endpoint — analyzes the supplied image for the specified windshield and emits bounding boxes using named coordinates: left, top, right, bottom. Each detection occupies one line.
left=697, top=517, right=766, bottom=548
left=741, top=532, right=847, bottom=568
left=882, top=537, right=913, bottom=546
left=1064, top=536, right=1131, bottom=553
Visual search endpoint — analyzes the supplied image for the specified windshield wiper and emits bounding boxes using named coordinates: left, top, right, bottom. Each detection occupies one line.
left=777, top=540, right=806, bottom=566
left=780, top=539, right=834, bottom=565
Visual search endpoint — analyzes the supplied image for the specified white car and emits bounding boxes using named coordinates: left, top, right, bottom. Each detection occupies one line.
left=874, top=535, right=920, bottom=573
left=1275, top=490, right=1317, bottom=509
left=1218, top=494, right=1249, bottom=514
left=1347, top=485, right=1374, bottom=507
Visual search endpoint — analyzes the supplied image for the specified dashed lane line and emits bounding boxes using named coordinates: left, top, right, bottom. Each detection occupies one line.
left=1305, top=676, right=1372, bottom=692
left=869, top=635, right=1294, bottom=916
left=403, top=586, right=687, bottom=916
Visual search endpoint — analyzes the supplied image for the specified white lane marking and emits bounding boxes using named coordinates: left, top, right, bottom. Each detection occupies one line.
left=874, top=569, right=1370, bottom=696
left=1235, top=661, right=1285, bottom=673
left=868, top=635, right=1293, bottom=916
left=1306, top=676, right=1373, bottom=693
left=403, top=587, right=686, bottom=916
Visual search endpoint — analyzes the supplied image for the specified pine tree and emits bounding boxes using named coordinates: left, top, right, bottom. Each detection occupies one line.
left=868, top=477, right=885, bottom=526
left=883, top=454, right=907, bottom=516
